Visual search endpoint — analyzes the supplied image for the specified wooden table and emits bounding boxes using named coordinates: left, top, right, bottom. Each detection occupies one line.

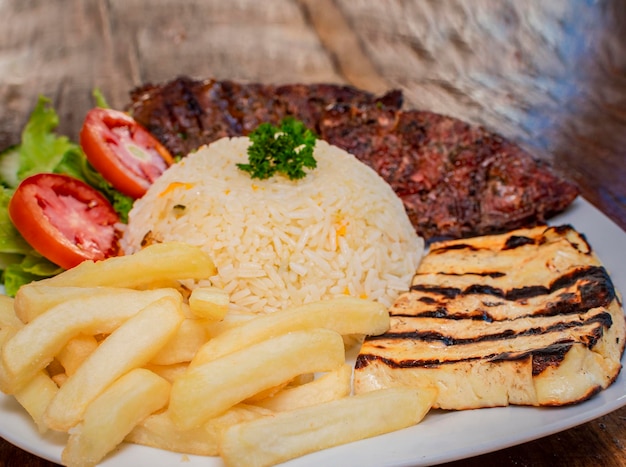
left=0, top=1, right=624, bottom=466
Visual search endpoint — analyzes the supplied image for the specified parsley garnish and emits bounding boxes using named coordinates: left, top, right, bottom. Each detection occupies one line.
left=237, top=117, right=317, bottom=180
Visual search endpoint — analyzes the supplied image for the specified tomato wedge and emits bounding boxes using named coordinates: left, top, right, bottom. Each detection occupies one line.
left=8, top=173, right=121, bottom=270
left=80, top=108, right=174, bottom=198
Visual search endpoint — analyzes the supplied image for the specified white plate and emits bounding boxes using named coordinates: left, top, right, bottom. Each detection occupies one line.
left=1, top=196, right=625, bottom=467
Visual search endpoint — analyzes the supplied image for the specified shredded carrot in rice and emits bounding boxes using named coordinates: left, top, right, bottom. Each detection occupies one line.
left=158, top=182, right=195, bottom=197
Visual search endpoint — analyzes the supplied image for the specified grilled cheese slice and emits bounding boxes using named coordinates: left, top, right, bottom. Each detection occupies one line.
left=354, top=225, right=625, bottom=409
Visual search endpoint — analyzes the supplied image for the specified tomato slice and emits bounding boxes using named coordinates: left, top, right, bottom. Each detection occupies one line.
left=9, top=173, right=121, bottom=270
left=80, top=107, right=174, bottom=198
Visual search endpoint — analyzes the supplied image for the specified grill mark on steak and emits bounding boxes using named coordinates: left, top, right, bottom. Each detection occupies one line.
left=126, top=76, right=579, bottom=241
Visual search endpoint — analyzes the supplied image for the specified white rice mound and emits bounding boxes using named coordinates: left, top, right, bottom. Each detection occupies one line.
left=122, top=137, right=424, bottom=314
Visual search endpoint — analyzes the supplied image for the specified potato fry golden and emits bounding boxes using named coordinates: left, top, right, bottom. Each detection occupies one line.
left=203, top=311, right=257, bottom=339
left=150, top=318, right=209, bottom=366
left=51, top=372, right=68, bottom=388
left=203, top=404, right=273, bottom=454
left=126, top=410, right=217, bottom=456
left=44, top=295, right=184, bottom=431
left=220, top=387, right=437, bottom=467
left=2, top=315, right=57, bottom=434
left=1, top=288, right=181, bottom=391
left=0, top=326, right=19, bottom=394
left=253, top=363, right=352, bottom=411
left=57, top=334, right=99, bottom=376
left=243, top=381, right=290, bottom=404
left=14, top=370, right=58, bottom=434
left=22, top=242, right=216, bottom=289
left=188, top=286, right=230, bottom=320
left=126, top=403, right=272, bottom=457
left=143, top=362, right=189, bottom=383
left=191, top=296, right=389, bottom=367
left=169, top=328, right=345, bottom=430
left=14, top=286, right=130, bottom=324
left=0, top=294, right=19, bottom=328
left=0, top=240, right=429, bottom=466
left=61, top=368, right=170, bottom=467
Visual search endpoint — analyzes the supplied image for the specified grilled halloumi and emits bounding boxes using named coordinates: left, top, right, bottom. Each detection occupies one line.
left=354, top=225, right=625, bottom=409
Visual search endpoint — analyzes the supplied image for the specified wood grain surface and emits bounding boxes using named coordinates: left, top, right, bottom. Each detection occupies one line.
left=0, top=1, right=624, bottom=466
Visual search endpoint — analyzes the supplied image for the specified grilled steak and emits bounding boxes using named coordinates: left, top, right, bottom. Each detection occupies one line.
left=353, top=225, right=625, bottom=408
left=127, top=76, right=403, bottom=159
left=126, top=76, right=579, bottom=241
left=319, top=106, right=578, bottom=240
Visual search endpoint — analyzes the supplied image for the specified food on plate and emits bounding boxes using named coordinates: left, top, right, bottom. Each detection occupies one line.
left=0, top=78, right=618, bottom=466
left=61, top=368, right=170, bottom=467
left=188, top=296, right=389, bottom=367
left=252, top=363, right=353, bottom=412
left=169, top=328, right=346, bottom=430
left=15, top=241, right=215, bottom=292
left=8, top=173, right=122, bottom=270
left=126, top=76, right=579, bottom=240
left=79, top=107, right=174, bottom=199
left=0, top=97, right=134, bottom=295
left=219, top=386, right=437, bottom=467
left=318, top=105, right=578, bottom=241
left=236, top=116, right=317, bottom=180
left=126, top=77, right=403, bottom=158
left=354, top=224, right=626, bottom=408
left=122, top=136, right=423, bottom=313
left=0, top=242, right=431, bottom=466
left=188, top=286, right=230, bottom=320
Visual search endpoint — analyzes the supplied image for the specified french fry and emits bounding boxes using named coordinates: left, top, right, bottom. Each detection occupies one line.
left=13, top=370, right=58, bottom=434
left=0, top=241, right=433, bottom=467
left=143, top=362, right=189, bottom=383
left=252, top=363, right=352, bottom=411
left=126, top=404, right=272, bottom=457
left=191, top=296, right=389, bottom=367
left=0, top=329, right=62, bottom=435
left=204, top=311, right=258, bottom=339
left=0, top=326, right=19, bottom=393
left=46, top=358, right=65, bottom=380
left=0, top=294, right=19, bottom=327
left=288, top=373, right=315, bottom=387
left=188, top=286, right=230, bottom=320
left=51, top=372, right=68, bottom=387
left=126, top=410, right=217, bottom=456
left=243, top=381, right=291, bottom=404
left=220, top=387, right=437, bottom=467
left=203, top=404, right=274, bottom=453
left=0, top=306, right=22, bottom=393
left=44, top=296, right=184, bottom=431
left=57, top=334, right=99, bottom=376
left=1, top=288, right=181, bottom=392
left=169, top=328, right=345, bottom=430
left=27, top=242, right=216, bottom=289
left=150, top=318, right=209, bottom=366
left=61, top=368, right=170, bottom=467
left=13, top=286, right=132, bottom=324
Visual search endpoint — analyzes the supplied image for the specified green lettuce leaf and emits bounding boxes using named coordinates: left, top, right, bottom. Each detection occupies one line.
left=17, top=96, right=82, bottom=181
left=0, top=187, right=30, bottom=254
left=92, top=88, right=110, bottom=108
left=0, top=94, right=133, bottom=294
left=0, top=187, right=62, bottom=296
left=55, top=148, right=133, bottom=223
left=3, top=255, right=62, bottom=297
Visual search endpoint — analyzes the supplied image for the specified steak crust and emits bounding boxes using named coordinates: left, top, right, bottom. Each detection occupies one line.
left=126, top=76, right=578, bottom=241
